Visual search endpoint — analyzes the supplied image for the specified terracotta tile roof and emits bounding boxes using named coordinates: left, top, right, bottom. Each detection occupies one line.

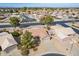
left=24, top=28, right=48, bottom=39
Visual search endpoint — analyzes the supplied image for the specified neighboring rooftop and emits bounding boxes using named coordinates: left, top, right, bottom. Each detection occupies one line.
left=23, top=27, right=48, bottom=39
left=0, top=32, right=17, bottom=51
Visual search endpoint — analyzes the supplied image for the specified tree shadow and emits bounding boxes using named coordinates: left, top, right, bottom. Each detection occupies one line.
left=31, top=36, right=41, bottom=51
left=33, top=36, right=41, bottom=47
left=14, top=37, right=20, bottom=44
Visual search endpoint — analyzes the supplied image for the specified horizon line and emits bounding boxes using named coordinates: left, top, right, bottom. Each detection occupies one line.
left=0, top=3, right=79, bottom=8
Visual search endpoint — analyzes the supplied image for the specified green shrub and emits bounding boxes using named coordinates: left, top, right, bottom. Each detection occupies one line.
left=9, top=17, right=20, bottom=27
left=21, top=46, right=29, bottom=56
left=11, top=31, right=21, bottom=37
left=2, top=29, right=9, bottom=33
left=33, top=47, right=38, bottom=51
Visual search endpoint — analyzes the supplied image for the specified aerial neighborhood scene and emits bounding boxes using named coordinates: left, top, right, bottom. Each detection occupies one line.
left=0, top=3, right=79, bottom=56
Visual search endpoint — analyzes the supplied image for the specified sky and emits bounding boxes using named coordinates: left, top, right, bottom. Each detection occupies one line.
left=0, top=3, right=79, bottom=8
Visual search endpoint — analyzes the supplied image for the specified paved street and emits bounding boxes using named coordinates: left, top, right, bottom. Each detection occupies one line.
left=0, top=19, right=79, bottom=28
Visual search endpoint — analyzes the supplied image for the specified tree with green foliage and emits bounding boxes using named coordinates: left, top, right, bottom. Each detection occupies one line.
left=40, top=15, right=54, bottom=30
left=21, top=31, right=33, bottom=49
left=40, top=15, right=54, bottom=25
left=9, top=17, right=20, bottom=28
left=21, top=7, right=27, bottom=12
left=11, top=31, right=21, bottom=37
left=20, top=31, right=34, bottom=55
left=21, top=46, right=29, bottom=56
left=2, top=29, right=9, bottom=33
left=9, top=9, right=14, bottom=13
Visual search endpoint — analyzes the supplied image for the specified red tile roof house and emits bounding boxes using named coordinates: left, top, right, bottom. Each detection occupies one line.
left=23, top=27, right=50, bottom=40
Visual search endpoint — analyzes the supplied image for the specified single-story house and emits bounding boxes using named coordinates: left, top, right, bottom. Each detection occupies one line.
left=51, top=26, right=76, bottom=49
left=0, top=32, right=17, bottom=52
left=51, top=26, right=75, bottom=37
